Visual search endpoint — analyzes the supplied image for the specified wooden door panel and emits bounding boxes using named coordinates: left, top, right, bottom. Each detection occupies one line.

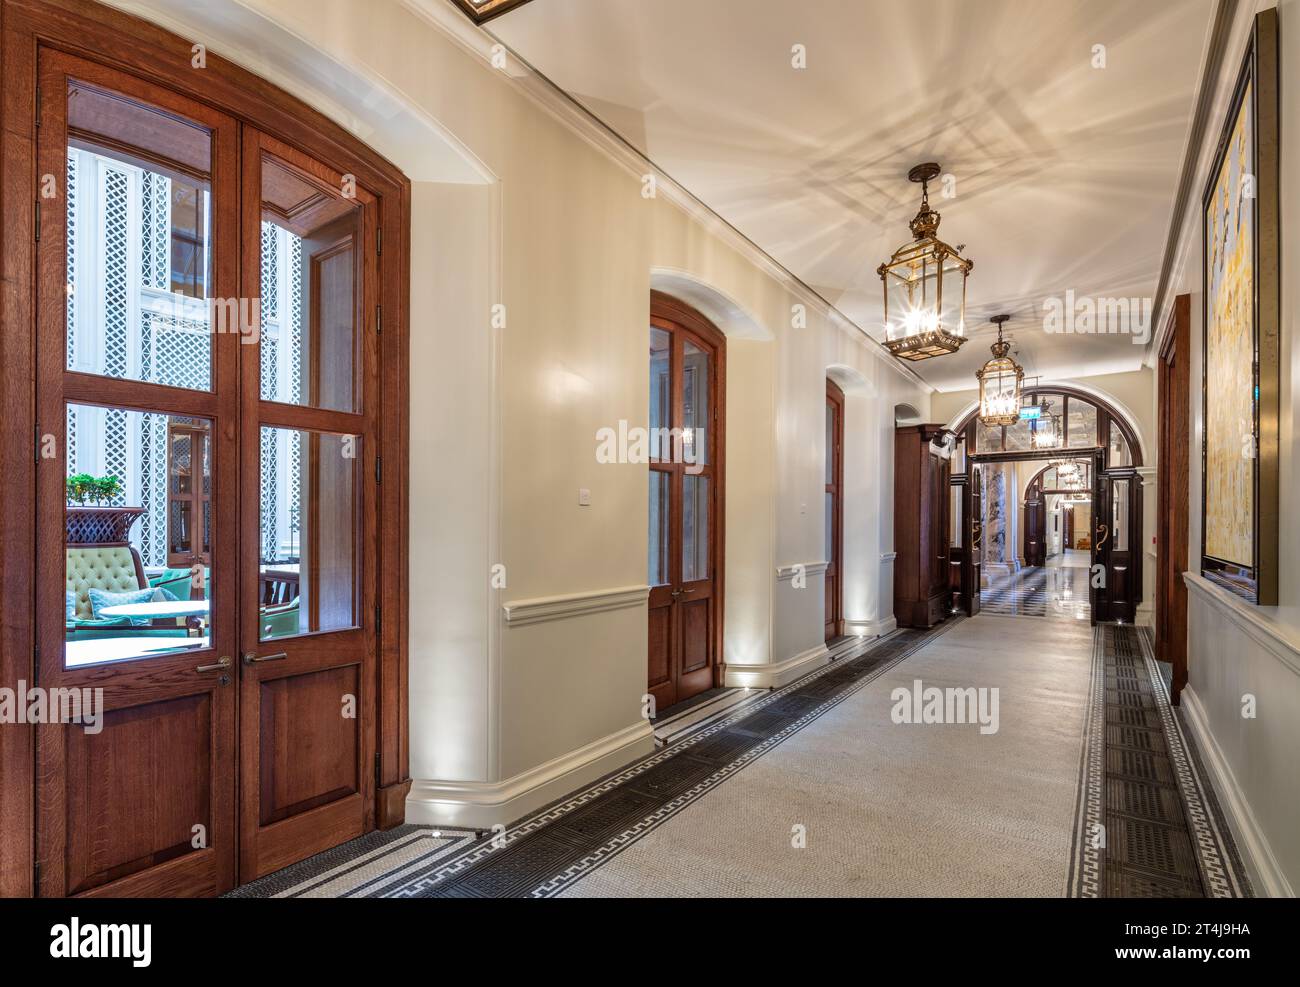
left=65, top=694, right=212, bottom=894
left=680, top=598, right=711, bottom=674
left=254, top=795, right=367, bottom=878
left=647, top=605, right=672, bottom=689
left=258, top=664, right=361, bottom=825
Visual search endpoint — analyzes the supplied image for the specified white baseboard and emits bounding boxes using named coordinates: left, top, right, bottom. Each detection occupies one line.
left=406, top=720, right=655, bottom=829
left=1181, top=686, right=1294, bottom=898
left=843, top=615, right=897, bottom=639
left=725, top=642, right=830, bottom=689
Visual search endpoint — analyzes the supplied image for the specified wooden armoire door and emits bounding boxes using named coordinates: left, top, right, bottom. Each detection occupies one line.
left=647, top=303, right=723, bottom=712
left=237, top=130, right=379, bottom=881
left=1023, top=479, right=1046, bottom=567
left=35, top=51, right=241, bottom=897
left=824, top=380, right=844, bottom=641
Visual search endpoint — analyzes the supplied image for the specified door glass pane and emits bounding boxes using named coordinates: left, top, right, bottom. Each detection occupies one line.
left=976, top=421, right=1002, bottom=452
left=1066, top=397, right=1098, bottom=447
left=1112, top=479, right=1129, bottom=551
left=951, top=485, right=963, bottom=548
left=649, top=327, right=671, bottom=460
left=683, top=474, right=709, bottom=582
left=65, top=403, right=213, bottom=668
left=167, top=420, right=212, bottom=564
left=648, top=470, right=669, bottom=586
left=825, top=401, right=834, bottom=485
left=825, top=490, right=834, bottom=561
left=682, top=340, right=709, bottom=466
left=258, top=155, right=362, bottom=413
left=1004, top=415, right=1033, bottom=451
left=1109, top=422, right=1132, bottom=467
left=65, top=81, right=215, bottom=389
left=259, top=427, right=358, bottom=640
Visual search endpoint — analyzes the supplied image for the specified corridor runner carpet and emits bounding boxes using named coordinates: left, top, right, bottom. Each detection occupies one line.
left=1067, top=623, right=1250, bottom=897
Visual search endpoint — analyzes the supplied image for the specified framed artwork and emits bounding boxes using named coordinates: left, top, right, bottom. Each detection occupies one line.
left=1201, top=8, right=1279, bottom=605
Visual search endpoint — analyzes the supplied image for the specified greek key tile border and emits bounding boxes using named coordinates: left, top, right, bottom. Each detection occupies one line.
left=383, top=619, right=963, bottom=898
left=1135, top=627, right=1251, bottom=898
left=1067, top=625, right=1106, bottom=898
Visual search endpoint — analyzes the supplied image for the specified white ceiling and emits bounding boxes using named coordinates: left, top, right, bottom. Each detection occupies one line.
left=489, top=0, right=1216, bottom=390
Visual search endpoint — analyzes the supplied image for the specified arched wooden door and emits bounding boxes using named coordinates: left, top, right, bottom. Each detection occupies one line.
left=5, top=0, right=411, bottom=898
left=647, top=294, right=725, bottom=711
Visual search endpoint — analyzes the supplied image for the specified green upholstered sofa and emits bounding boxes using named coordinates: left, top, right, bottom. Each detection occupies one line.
left=65, top=545, right=188, bottom=640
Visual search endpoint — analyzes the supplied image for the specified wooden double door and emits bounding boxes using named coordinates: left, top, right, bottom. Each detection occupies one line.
left=647, top=298, right=724, bottom=711
left=32, top=51, right=383, bottom=896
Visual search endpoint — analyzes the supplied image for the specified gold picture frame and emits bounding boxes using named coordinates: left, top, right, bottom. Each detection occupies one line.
left=1201, top=8, right=1279, bottom=605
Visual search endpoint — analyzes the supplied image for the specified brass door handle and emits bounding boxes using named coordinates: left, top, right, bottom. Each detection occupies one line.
left=1095, top=524, right=1109, bottom=550
left=243, top=651, right=287, bottom=665
left=196, top=656, right=231, bottom=673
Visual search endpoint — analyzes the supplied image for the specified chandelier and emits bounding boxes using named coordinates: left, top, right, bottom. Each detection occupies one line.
left=878, top=162, right=974, bottom=361
left=976, top=314, right=1023, bottom=426
left=1030, top=397, right=1061, bottom=450
left=1055, top=461, right=1086, bottom=492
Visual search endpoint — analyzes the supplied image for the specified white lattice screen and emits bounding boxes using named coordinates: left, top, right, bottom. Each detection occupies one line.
left=65, top=148, right=303, bottom=568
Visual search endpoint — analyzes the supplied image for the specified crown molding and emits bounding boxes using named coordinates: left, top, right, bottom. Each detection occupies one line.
left=401, top=0, right=932, bottom=395
left=1149, top=0, right=1238, bottom=353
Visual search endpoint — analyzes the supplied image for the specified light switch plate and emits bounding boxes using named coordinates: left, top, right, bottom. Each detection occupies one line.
left=578, top=488, right=591, bottom=506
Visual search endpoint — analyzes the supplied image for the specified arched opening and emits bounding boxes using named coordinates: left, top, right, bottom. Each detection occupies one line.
left=647, top=291, right=726, bottom=711
left=894, top=402, right=923, bottom=426
left=948, top=387, right=1143, bottom=624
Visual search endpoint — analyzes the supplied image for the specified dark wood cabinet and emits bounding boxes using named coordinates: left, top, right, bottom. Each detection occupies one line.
left=894, top=424, right=951, bottom=628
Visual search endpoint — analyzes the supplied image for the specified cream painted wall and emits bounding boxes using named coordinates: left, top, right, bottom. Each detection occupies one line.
left=1153, top=0, right=1298, bottom=897
left=138, top=0, right=930, bottom=816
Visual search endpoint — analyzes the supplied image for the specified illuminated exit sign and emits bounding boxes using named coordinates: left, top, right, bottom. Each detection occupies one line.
left=1019, top=405, right=1042, bottom=420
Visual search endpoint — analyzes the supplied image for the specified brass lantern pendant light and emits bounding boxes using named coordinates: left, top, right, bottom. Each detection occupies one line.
left=1031, top=397, right=1062, bottom=450
left=878, top=162, right=974, bottom=361
left=976, top=314, right=1024, bottom=426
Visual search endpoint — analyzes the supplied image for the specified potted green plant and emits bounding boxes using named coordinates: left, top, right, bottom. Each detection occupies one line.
left=65, top=473, right=144, bottom=544
left=65, top=473, right=95, bottom=505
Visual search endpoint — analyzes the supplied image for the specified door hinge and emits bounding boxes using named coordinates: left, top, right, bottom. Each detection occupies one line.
left=376, top=304, right=382, bottom=335
left=375, top=456, right=382, bottom=485
left=376, top=227, right=382, bottom=255
left=374, top=604, right=381, bottom=637
left=33, top=424, right=40, bottom=464
left=35, top=85, right=41, bottom=128
left=34, top=200, right=40, bottom=241
left=32, top=645, right=39, bottom=685
left=33, top=861, right=40, bottom=892
left=374, top=752, right=381, bottom=785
